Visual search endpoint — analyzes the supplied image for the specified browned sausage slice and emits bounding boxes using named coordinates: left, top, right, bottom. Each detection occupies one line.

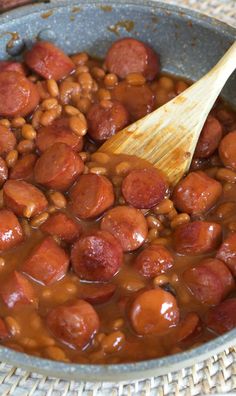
left=0, top=318, right=9, bottom=340
left=216, top=233, right=236, bottom=276
left=79, top=283, right=116, bottom=305
left=10, top=154, right=37, bottom=181
left=69, top=173, right=114, bottom=219
left=3, top=180, right=48, bottom=217
left=194, top=116, right=223, bottom=158
left=206, top=298, right=236, bottom=334
left=71, top=230, right=123, bottom=281
left=122, top=168, right=168, bottom=209
left=177, top=312, right=200, bottom=342
left=112, top=81, right=155, bottom=121
left=34, top=142, right=84, bottom=191
left=183, top=258, right=234, bottom=305
left=0, top=209, right=23, bottom=251
left=46, top=299, right=100, bottom=349
left=219, top=130, right=236, bottom=170
left=173, top=221, right=222, bottom=255
left=105, top=38, right=159, bottom=80
left=22, top=236, right=69, bottom=285
left=134, top=244, right=174, bottom=278
left=101, top=206, right=148, bottom=252
left=0, top=125, right=16, bottom=157
left=0, top=71, right=39, bottom=117
left=36, top=118, right=83, bottom=153
left=130, top=288, right=179, bottom=335
left=0, top=271, right=36, bottom=308
left=87, top=101, right=129, bottom=142
left=24, top=41, right=74, bottom=81
left=0, top=61, right=25, bottom=75
left=40, top=212, right=81, bottom=243
left=0, top=157, right=8, bottom=186
left=172, top=171, right=222, bottom=215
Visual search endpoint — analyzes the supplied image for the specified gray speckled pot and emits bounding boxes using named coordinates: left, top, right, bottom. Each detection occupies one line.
left=0, top=0, right=236, bottom=382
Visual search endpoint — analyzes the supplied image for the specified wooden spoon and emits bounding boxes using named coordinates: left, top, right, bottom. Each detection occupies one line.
left=100, top=42, right=236, bottom=185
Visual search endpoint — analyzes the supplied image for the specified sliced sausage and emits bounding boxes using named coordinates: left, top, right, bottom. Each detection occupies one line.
left=173, top=221, right=222, bottom=255
left=219, top=130, right=236, bottom=170
left=0, top=209, right=23, bottom=251
left=0, top=271, right=36, bottom=308
left=0, top=125, right=16, bottom=157
left=10, top=153, right=37, bottom=181
left=172, top=171, right=222, bottom=215
left=0, top=61, right=25, bottom=75
left=177, top=312, right=200, bottom=342
left=69, top=173, right=114, bottom=219
left=101, top=206, right=148, bottom=252
left=22, top=236, right=69, bottom=285
left=194, top=116, right=223, bottom=158
left=130, top=288, right=179, bottom=335
left=24, top=41, right=74, bottom=81
left=36, top=118, right=83, bottom=153
left=87, top=101, right=129, bottom=142
left=134, top=244, right=174, bottom=278
left=3, top=180, right=48, bottom=217
left=122, top=168, right=168, bottom=209
left=40, top=212, right=81, bottom=243
left=0, top=71, right=39, bottom=117
left=112, top=81, right=155, bottom=121
left=105, top=38, right=159, bottom=80
left=206, top=298, right=236, bottom=334
left=34, top=142, right=84, bottom=191
left=183, top=258, right=234, bottom=305
left=79, top=283, right=116, bottom=305
left=71, top=230, right=123, bottom=281
left=0, top=157, right=8, bottom=186
left=216, top=233, right=236, bottom=276
left=0, top=318, right=9, bottom=340
left=46, top=299, right=100, bottom=349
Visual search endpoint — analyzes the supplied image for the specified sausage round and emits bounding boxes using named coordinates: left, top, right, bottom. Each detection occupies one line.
left=40, top=212, right=81, bottom=243
left=22, top=236, right=69, bottom=285
left=206, top=298, right=236, bottom=334
left=24, top=41, right=74, bottom=81
left=3, top=180, right=48, bottom=217
left=122, top=168, right=168, bottom=209
left=79, top=283, right=116, bottom=305
left=0, top=125, right=16, bottom=157
left=216, top=232, right=236, bottom=276
left=134, top=244, right=174, bottom=278
left=183, top=258, right=234, bottom=305
left=173, top=221, right=222, bottom=255
left=87, top=101, right=129, bottom=142
left=0, top=71, right=39, bottom=117
left=130, top=288, right=179, bottom=335
left=172, top=171, right=222, bottom=215
left=69, top=173, right=114, bottom=219
left=194, top=116, right=223, bottom=158
left=0, top=61, right=25, bottom=75
left=46, top=299, right=100, bottom=349
left=36, top=118, right=83, bottom=153
left=105, top=38, right=159, bottom=80
left=0, top=271, right=36, bottom=308
left=101, top=206, right=148, bottom=252
left=10, top=153, right=37, bottom=181
left=71, top=230, right=123, bottom=281
left=34, top=142, right=84, bottom=191
left=0, top=157, right=8, bottom=186
left=0, top=209, right=23, bottom=251
left=112, top=81, right=155, bottom=121
left=218, top=130, right=236, bottom=170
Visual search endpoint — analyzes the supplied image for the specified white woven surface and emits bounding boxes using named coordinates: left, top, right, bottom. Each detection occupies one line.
left=0, top=0, right=235, bottom=395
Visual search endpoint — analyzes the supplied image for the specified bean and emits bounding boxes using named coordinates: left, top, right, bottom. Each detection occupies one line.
left=21, top=219, right=31, bottom=237
left=75, top=97, right=91, bottom=113
left=155, top=88, right=169, bottom=107
left=41, top=98, right=58, bottom=110
left=168, top=208, right=178, bottom=220
left=30, top=313, right=42, bottom=330
left=154, top=199, right=174, bottom=215
left=71, top=52, right=88, bottom=65
left=175, top=81, right=188, bottom=94
left=78, top=72, right=93, bottom=92
left=104, top=73, right=118, bottom=87
left=38, top=336, right=55, bottom=347
left=110, top=318, right=124, bottom=330
left=170, top=213, right=190, bottom=229
left=151, top=237, right=169, bottom=246
left=30, top=212, right=49, bottom=227
left=49, top=191, right=67, bottom=209
left=216, top=202, right=236, bottom=219
left=115, top=161, right=131, bottom=175
left=100, top=99, right=113, bottom=109
left=20, top=337, right=38, bottom=349
left=64, top=282, right=77, bottom=294
left=40, top=109, right=59, bottom=126
left=69, top=115, right=87, bottom=136
left=91, top=66, right=105, bottom=80
left=23, top=202, right=36, bottom=218
left=146, top=215, right=162, bottom=229
left=59, top=81, right=81, bottom=105
left=159, top=76, right=175, bottom=91
left=17, top=139, right=35, bottom=154
left=47, top=79, right=59, bottom=97
left=0, top=119, right=10, bottom=128
left=126, top=72, right=146, bottom=86
left=112, top=176, right=122, bottom=187
left=21, top=124, right=37, bottom=140
left=32, top=109, right=43, bottom=129
left=6, top=150, right=18, bottom=168
left=89, top=166, right=107, bottom=176
left=5, top=316, right=21, bottom=337
left=41, top=288, right=52, bottom=299
left=97, top=88, right=111, bottom=101
left=100, top=331, right=125, bottom=353
left=216, top=168, right=236, bottom=183
left=147, top=228, right=159, bottom=242
left=64, top=105, right=80, bottom=116
left=121, top=278, right=145, bottom=292
left=0, top=258, right=5, bottom=268
left=90, top=152, right=110, bottom=164
left=45, top=346, right=68, bottom=361
left=11, top=117, right=26, bottom=128
left=79, top=151, right=90, bottom=162
left=153, top=274, right=169, bottom=286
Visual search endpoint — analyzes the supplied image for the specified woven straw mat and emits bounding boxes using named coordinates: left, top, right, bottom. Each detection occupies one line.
left=0, top=0, right=236, bottom=395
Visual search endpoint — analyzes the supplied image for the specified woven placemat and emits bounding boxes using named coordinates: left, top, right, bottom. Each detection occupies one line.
left=0, top=0, right=235, bottom=395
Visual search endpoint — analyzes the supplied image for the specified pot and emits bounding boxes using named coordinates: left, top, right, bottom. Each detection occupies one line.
left=0, top=0, right=235, bottom=382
